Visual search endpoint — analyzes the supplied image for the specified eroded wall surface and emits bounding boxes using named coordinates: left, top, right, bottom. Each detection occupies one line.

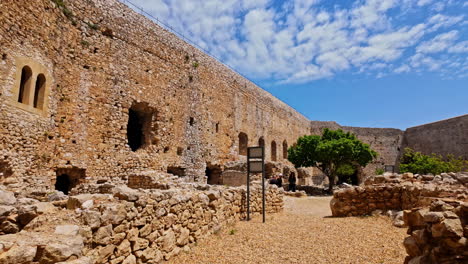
left=403, top=115, right=468, bottom=160
left=0, top=0, right=466, bottom=193
left=0, top=0, right=310, bottom=192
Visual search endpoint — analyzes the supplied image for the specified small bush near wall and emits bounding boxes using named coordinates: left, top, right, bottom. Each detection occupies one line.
left=399, top=148, right=468, bottom=175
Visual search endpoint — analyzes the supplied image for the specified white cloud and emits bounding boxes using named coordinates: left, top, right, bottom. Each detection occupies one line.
left=416, top=30, right=459, bottom=53
left=448, top=41, right=468, bottom=53
left=417, top=0, right=433, bottom=6
left=124, top=0, right=468, bottom=83
left=427, top=14, right=464, bottom=31
left=410, top=53, right=442, bottom=71
left=394, top=64, right=411, bottom=73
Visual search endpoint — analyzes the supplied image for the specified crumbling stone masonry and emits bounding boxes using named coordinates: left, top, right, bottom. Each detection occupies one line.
left=330, top=172, right=468, bottom=217
left=0, top=0, right=467, bottom=195
left=0, top=181, right=283, bottom=263
left=330, top=173, right=468, bottom=263
left=0, top=0, right=311, bottom=193
left=403, top=200, right=467, bottom=264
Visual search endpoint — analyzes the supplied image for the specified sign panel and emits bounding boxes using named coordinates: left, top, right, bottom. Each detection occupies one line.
left=248, top=147, right=264, bottom=158
left=249, top=160, right=263, bottom=173
left=384, top=165, right=395, bottom=173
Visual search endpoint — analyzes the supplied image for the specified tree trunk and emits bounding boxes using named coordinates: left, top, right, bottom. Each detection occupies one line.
left=327, top=174, right=334, bottom=193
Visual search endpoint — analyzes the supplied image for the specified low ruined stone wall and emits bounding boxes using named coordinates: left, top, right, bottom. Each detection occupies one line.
left=403, top=200, right=467, bottom=264
left=0, top=183, right=283, bottom=263
left=330, top=173, right=468, bottom=217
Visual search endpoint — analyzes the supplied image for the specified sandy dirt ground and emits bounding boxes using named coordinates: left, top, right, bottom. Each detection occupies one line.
left=169, top=196, right=407, bottom=264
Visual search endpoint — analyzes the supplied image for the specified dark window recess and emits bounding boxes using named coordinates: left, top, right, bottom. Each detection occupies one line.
left=215, top=123, right=219, bottom=133
left=126, top=102, right=155, bottom=152
left=177, top=147, right=183, bottom=156
left=271, top=141, right=277, bottom=161
left=33, top=73, right=46, bottom=109
left=238, top=132, right=248, bottom=156
left=258, top=137, right=265, bottom=147
left=206, top=163, right=222, bottom=185
left=189, top=117, right=194, bottom=126
left=54, top=168, right=86, bottom=195
left=0, top=161, right=13, bottom=178
left=18, top=66, right=32, bottom=104
left=55, top=175, right=71, bottom=195
left=167, top=166, right=186, bottom=177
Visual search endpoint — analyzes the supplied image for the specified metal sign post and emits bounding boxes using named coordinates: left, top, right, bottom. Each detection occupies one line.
left=246, top=146, right=265, bottom=222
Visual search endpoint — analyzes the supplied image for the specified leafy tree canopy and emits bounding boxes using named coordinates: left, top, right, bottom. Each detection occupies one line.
left=288, top=128, right=377, bottom=192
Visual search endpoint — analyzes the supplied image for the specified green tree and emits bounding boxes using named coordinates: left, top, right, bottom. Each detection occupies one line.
left=288, top=129, right=377, bottom=192
left=336, top=163, right=357, bottom=184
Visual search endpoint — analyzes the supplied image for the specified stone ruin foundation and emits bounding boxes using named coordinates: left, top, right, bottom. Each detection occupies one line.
left=330, top=172, right=468, bottom=263
left=0, top=173, right=283, bottom=263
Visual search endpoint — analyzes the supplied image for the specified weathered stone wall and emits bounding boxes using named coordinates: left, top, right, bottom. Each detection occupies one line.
left=0, top=182, right=283, bottom=263
left=0, top=0, right=466, bottom=195
left=403, top=114, right=468, bottom=160
left=0, top=0, right=310, bottom=193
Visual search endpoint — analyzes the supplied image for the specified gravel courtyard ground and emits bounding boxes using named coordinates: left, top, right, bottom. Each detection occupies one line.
left=170, top=196, right=407, bottom=264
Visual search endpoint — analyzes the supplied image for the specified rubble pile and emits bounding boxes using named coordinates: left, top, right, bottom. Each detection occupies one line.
left=403, top=200, right=467, bottom=264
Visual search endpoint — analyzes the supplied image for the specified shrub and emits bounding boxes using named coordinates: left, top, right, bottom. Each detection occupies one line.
left=399, top=148, right=468, bottom=175
left=375, top=168, right=384, bottom=175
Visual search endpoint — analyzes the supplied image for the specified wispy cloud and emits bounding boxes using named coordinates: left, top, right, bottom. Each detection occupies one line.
left=126, top=0, right=468, bottom=83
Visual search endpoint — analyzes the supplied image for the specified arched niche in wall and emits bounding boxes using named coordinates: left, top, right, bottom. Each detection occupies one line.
left=258, top=136, right=265, bottom=147
left=33, top=73, right=46, bottom=109
left=238, top=132, right=248, bottom=156
left=9, top=57, right=52, bottom=116
left=283, top=140, right=288, bottom=159
left=17, top=66, right=33, bottom=104
left=271, top=140, right=277, bottom=161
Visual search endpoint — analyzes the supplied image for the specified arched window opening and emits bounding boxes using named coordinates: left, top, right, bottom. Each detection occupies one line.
left=271, top=141, right=277, bottom=161
left=33, top=74, right=46, bottom=109
left=18, top=66, right=33, bottom=104
left=283, top=140, right=288, bottom=159
left=258, top=137, right=265, bottom=147
left=238, top=132, right=248, bottom=156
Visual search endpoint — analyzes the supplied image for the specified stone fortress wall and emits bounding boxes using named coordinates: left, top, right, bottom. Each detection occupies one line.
left=0, top=0, right=312, bottom=193
left=402, top=115, right=468, bottom=160
left=0, top=0, right=466, bottom=193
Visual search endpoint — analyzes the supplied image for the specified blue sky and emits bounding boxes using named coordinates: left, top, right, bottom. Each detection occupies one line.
left=125, top=0, right=468, bottom=129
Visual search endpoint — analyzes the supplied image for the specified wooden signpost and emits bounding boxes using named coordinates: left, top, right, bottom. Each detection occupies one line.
left=246, top=146, right=266, bottom=223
